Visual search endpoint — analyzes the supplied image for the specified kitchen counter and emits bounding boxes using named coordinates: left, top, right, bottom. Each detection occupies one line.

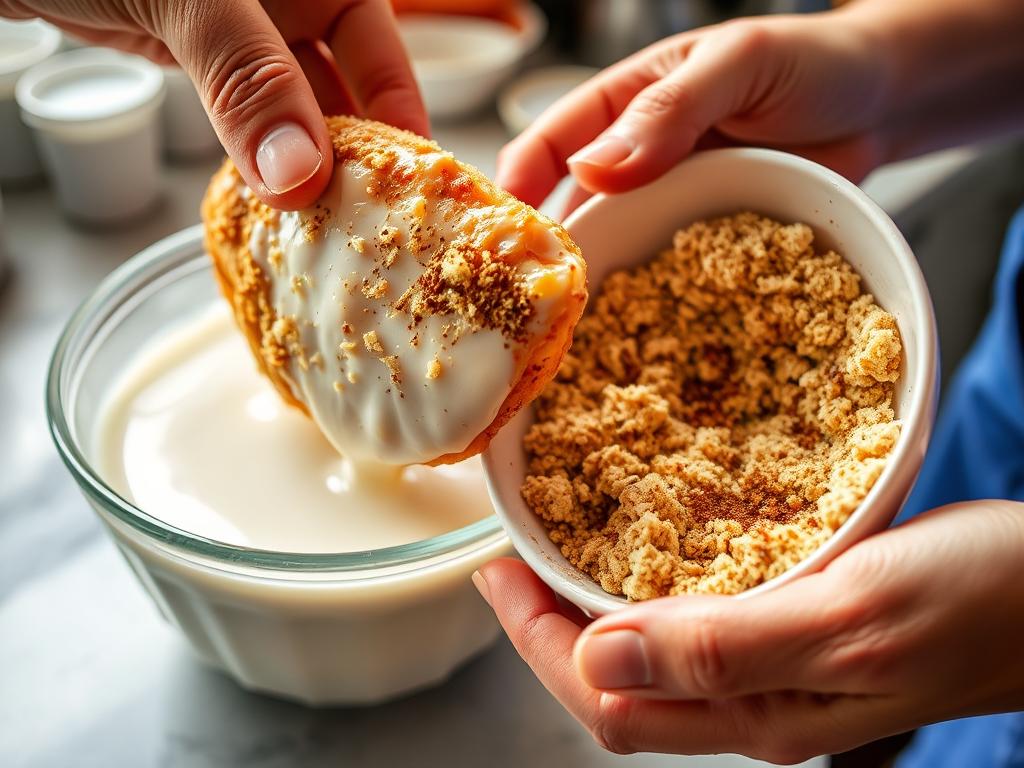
left=2, top=109, right=1021, bottom=768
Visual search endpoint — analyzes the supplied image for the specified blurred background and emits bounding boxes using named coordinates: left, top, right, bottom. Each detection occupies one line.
left=1, top=2, right=1022, bottom=767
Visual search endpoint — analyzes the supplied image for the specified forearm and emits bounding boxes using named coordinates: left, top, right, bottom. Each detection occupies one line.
left=840, top=0, right=1024, bottom=160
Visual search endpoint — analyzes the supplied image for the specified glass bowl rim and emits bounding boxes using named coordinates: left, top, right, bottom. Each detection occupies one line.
left=45, top=224, right=506, bottom=573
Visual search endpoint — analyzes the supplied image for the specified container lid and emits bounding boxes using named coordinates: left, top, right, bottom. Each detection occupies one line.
left=498, top=65, right=599, bottom=136
left=16, top=47, right=164, bottom=137
left=0, top=19, right=63, bottom=95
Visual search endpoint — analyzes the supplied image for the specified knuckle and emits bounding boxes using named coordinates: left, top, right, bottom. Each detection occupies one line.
left=589, top=694, right=638, bottom=755
left=515, top=611, right=557, bottom=655
left=817, top=549, right=914, bottom=685
left=677, top=613, right=735, bottom=697
left=824, top=619, right=905, bottom=686
left=719, top=18, right=776, bottom=59
left=515, top=613, right=545, bottom=649
left=357, top=64, right=419, bottom=109
left=630, top=77, right=694, bottom=122
left=760, top=731, right=816, bottom=766
left=764, top=746, right=815, bottom=766
left=204, top=48, right=301, bottom=126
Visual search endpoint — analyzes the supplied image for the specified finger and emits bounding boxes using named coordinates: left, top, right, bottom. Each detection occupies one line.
left=476, top=560, right=897, bottom=760
left=36, top=21, right=176, bottom=64
left=560, top=183, right=593, bottom=220
left=327, top=0, right=429, bottom=137
left=165, top=0, right=332, bottom=209
left=574, top=570, right=856, bottom=700
left=291, top=40, right=357, bottom=116
left=475, top=559, right=739, bottom=755
left=494, top=58, right=658, bottom=207
left=567, top=22, right=786, bottom=195
left=476, top=559, right=603, bottom=724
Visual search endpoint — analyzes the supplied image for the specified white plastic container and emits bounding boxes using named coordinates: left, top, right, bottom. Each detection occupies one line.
left=161, top=65, right=220, bottom=160
left=498, top=65, right=599, bottom=136
left=485, top=148, right=939, bottom=617
left=398, top=3, right=546, bottom=120
left=0, top=185, right=7, bottom=280
left=47, top=227, right=512, bottom=705
left=16, top=48, right=165, bottom=224
left=0, top=19, right=62, bottom=183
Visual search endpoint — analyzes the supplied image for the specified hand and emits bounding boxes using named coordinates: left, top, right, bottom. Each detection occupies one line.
left=0, top=0, right=428, bottom=209
left=496, top=11, right=890, bottom=211
left=497, top=0, right=1024, bottom=213
left=474, top=501, right=1024, bottom=763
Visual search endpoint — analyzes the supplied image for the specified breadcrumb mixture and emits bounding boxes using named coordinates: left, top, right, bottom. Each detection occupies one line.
left=522, top=213, right=902, bottom=598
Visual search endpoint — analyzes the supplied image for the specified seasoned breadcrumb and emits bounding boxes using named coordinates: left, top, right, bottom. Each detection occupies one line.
left=426, top=357, right=443, bottom=380
left=395, top=241, right=535, bottom=342
left=362, top=330, right=385, bottom=355
left=522, top=213, right=902, bottom=599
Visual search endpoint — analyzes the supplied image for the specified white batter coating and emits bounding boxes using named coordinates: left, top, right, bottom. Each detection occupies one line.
left=244, top=155, right=579, bottom=465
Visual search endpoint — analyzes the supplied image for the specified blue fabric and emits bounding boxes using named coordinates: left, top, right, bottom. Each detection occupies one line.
left=894, top=208, right=1024, bottom=768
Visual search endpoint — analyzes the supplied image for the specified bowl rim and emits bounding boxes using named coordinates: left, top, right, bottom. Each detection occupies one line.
left=46, top=224, right=506, bottom=575
left=483, top=146, right=939, bottom=615
left=398, top=1, right=547, bottom=75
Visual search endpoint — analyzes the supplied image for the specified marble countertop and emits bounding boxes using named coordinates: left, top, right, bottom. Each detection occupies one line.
left=3, top=109, right=1015, bottom=768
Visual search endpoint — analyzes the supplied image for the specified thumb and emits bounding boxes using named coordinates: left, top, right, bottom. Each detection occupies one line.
left=573, top=570, right=854, bottom=699
left=567, top=22, right=783, bottom=194
left=165, top=0, right=332, bottom=209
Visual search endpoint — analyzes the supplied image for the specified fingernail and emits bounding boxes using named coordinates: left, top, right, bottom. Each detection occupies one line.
left=471, top=570, right=492, bottom=607
left=256, top=122, right=322, bottom=194
left=568, top=135, right=635, bottom=168
left=576, top=630, right=651, bottom=690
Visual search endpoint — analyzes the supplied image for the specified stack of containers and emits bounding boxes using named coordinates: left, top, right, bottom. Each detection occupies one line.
left=16, top=48, right=167, bottom=224
left=0, top=17, right=222, bottom=231
left=0, top=19, right=62, bottom=275
left=160, top=65, right=220, bottom=160
left=0, top=19, right=62, bottom=185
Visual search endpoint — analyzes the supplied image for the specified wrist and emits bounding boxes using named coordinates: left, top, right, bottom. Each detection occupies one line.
left=944, top=501, right=1024, bottom=717
left=826, top=2, right=909, bottom=165
left=831, top=0, right=1024, bottom=162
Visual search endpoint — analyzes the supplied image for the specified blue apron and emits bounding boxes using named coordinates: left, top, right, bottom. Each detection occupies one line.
left=895, top=208, right=1024, bottom=767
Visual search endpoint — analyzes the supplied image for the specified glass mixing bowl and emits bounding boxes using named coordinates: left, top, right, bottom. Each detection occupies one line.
left=47, top=225, right=511, bottom=705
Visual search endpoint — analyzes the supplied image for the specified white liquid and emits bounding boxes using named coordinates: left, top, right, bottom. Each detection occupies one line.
left=93, top=307, right=494, bottom=553
left=241, top=150, right=581, bottom=465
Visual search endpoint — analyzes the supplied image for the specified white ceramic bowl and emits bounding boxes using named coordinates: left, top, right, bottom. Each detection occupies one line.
left=48, top=227, right=511, bottom=705
left=484, top=148, right=939, bottom=617
left=399, top=3, right=545, bottom=120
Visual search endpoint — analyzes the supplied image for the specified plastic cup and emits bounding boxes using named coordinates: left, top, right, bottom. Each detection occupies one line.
left=160, top=66, right=220, bottom=160
left=16, top=48, right=165, bottom=225
left=0, top=19, right=62, bottom=184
